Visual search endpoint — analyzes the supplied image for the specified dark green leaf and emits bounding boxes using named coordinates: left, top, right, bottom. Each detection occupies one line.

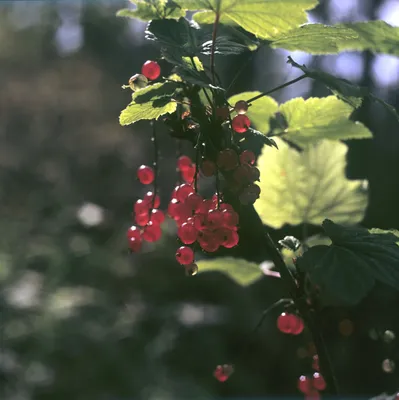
left=296, top=219, right=399, bottom=306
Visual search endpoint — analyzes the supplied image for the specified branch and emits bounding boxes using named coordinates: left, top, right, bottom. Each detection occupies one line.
left=210, top=12, right=220, bottom=87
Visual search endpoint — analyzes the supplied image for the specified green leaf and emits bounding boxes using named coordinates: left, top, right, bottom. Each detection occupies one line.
left=270, top=21, right=399, bottom=57
left=228, top=92, right=279, bottom=133
left=296, top=219, right=399, bottom=306
left=175, top=0, right=318, bottom=40
left=119, top=82, right=178, bottom=125
left=116, top=0, right=185, bottom=21
left=197, top=257, right=263, bottom=286
left=255, top=139, right=368, bottom=229
left=287, top=57, right=399, bottom=122
left=277, top=96, right=372, bottom=146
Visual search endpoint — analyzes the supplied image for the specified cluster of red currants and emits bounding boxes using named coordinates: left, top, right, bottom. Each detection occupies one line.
left=169, top=155, right=240, bottom=274
left=127, top=164, right=165, bottom=252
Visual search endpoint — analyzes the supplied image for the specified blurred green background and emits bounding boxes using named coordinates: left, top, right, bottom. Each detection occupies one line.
left=0, top=1, right=399, bottom=399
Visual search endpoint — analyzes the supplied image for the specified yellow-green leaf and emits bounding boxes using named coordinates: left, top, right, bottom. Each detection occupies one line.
left=175, top=0, right=318, bottom=40
left=119, top=100, right=177, bottom=125
left=255, top=139, right=368, bottom=229
left=228, top=92, right=278, bottom=133
left=278, top=96, right=372, bottom=146
left=116, top=0, right=185, bottom=21
left=197, top=257, right=262, bottom=286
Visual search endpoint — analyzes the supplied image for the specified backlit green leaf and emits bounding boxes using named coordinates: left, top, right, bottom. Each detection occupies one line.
left=228, top=92, right=278, bottom=133
left=175, top=0, right=318, bottom=40
left=117, top=0, right=185, bottom=21
left=278, top=96, right=372, bottom=146
left=197, top=257, right=262, bottom=286
left=297, top=219, right=399, bottom=306
left=255, top=139, right=368, bottom=229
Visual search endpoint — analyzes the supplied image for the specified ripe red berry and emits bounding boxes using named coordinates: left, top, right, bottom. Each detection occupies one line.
left=233, top=164, right=251, bottom=184
left=150, top=209, right=165, bottom=225
left=277, top=313, right=304, bottom=335
left=222, top=209, right=239, bottom=229
left=298, top=375, right=312, bottom=394
left=232, top=114, right=250, bottom=133
left=142, top=221, right=162, bottom=242
left=234, top=100, right=249, bottom=114
left=312, top=355, right=320, bottom=371
left=312, top=372, right=326, bottom=391
left=213, top=364, right=234, bottom=382
left=143, top=191, right=161, bottom=208
left=193, top=214, right=206, bottom=231
left=217, top=149, right=238, bottom=171
left=239, top=149, right=256, bottom=165
left=127, top=225, right=141, bottom=240
left=182, top=165, right=196, bottom=184
left=134, top=199, right=149, bottom=216
left=176, top=246, right=194, bottom=265
left=206, top=209, right=224, bottom=228
left=177, top=155, right=193, bottom=172
left=198, top=230, right=220, bottom=252
left=137, top=165, right=155, bottom=185
left=291, top=315, right=305, bottom=335
left=178, top=222, right=198, bottom=244
left=201, top=159, right=217, bottom=177
left=141, top=60, right=161, bottom=80
left=186, top=192, right=203, bottom=211
left=128, top=236, right=142, bottom=252
left=196, top=199, right=214, bottom=215
left=222, top=230, right=239, bottom=248
left=176, top=183, right=194, bottom=203
left=168, top=198, right=180, bottom=218
left=135, top=212, right=150, bottom=226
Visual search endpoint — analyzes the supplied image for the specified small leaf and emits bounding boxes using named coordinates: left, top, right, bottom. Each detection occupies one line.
left=296, top=219, right=399, bottom=306
left=278, top=96, right=372, bottom=146
left=288, top=57, right=399, bottom=122
left=228, top=92, right=279, bottom=133
left=133, top=81, right=179, bottom=103
left=176, top=0, right=318, bottom=40
left=116, top=0, right=185, bottom=21
left=197, top=257, right=262, bottom=286
left=279, top=236, right=301, bottom=251
left=255, top=139, right=368, bottom=229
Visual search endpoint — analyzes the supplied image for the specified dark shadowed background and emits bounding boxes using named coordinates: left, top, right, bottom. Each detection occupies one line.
left=0, top=1, right=398, bottom=399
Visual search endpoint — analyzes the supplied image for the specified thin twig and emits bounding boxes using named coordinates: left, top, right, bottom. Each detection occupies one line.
left=210, top=12, right=220, bottom=86
left=151, top=121, right=158, bottom=211
left=194, top=132, right=202, bottom=192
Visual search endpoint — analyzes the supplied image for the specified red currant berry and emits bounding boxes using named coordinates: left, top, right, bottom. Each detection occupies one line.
left=193, top=214, right=206, bottom=231
left=134, top=199, right=150, bottom=216
left=291, top=315, right=304, bottom=335
left=198, top=230, right=220, bottom=252
left=141, top=60, right=161, bottom=80
left=137, top=165, right=155, bottom=185
left=232, top=114, right=250, bottom=133
left=217, top=149, right=238, bottom=171
left=298, top=375, right=312, bottom=394
left=135, top=212, right=149, bottom=227
left=178, top=222, right=198, bottom=244
left=186, top=192, right=203, bottom=211
left=312, top=372, right=326, bottom=391
left=219, top=229, right=239, bottom=248
left=201, top=159, right=217, bottom=177
left=239, top=184, right=261, bottom=205
left=233, top=164, right=251, bottom=184
left=176, top=246, right=194, bottom=265
left=150, top=209, right=165, bottom=225
left=177, top=155, right=193, bottom=172
left=222, top=209, right=239, bottom=229
left=312, top=355, right=320, bottom=371
left=127, top=225, right=141, bottom=240
left=239, top=150, right=256, bottom=165
left=128, top=236, right=142, bottom=252
left=171, top=185, right=179, bottom=199
left=168, top=198, right=180, bottom=218
left=213, top=364, right=234, bottom=382
left=196, top=199, right=214, bottom=215
left=249, top=167, right=260, bottom=182
left=142, top=221, right=162, bottom=242
left=176, top=183, right=194, bottom=203
left=234, top=100, right=249, bottom=114
left=206, top=209, right=224, bottom=228
left=143, top=191, right=161, bottom=208
left=182, top=165, right=196, bottom=184
left=277, top=312, right=295, bottom=334
left=174, top=203, right=192, bottom=223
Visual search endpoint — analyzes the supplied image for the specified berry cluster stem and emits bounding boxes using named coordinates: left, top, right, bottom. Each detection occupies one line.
left=151, top=121, right=158, bottom=210
left=210, top=11, right=220, bottom=87
left=262, top=230, right=339, bottom=395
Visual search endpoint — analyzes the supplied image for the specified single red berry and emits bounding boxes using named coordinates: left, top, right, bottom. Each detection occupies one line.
left=213, top=364, right=234, bottom=382
left=186, top=192, right=203, bottom=211
left=176, top=246, right=194, bottom=265
left=135, top=212, right=149, bottom=227
left=168, top=198, right=181, bottom=218
left=298, top=375, right=313, bottom=394
left=234, top=100, right=249, bottom=114
left=198, top=230, right=220, bottom=252
left=249, top=167, right=260, bottom=182
left=176, top=183, right=194, bottom=203
left=222, top=209, right=239, bottom=229
left=177, top=155, right=193, bottom=172
left=218, top=229, right=239, bottom=248
left=137, top=165, right=155, bottom=185
left=196, top=199, right=214, bottom=215
left=134, top=199, right=150, bottom=216
left=206, top=209, right=224, bottom=228
left=178, top=222, right=198, bottom=244
left=150, top=209, right=165, bottom=225
left=239, top=150, right=256, bottom=165
left=217, top=149, right=238, bottom=171
left=174, top=203, right=192, bottom=223
left=291, top=315, right=305, bottom=335
left=312, top=372, right=326, bottom=391
left=193, top=214, right=206, bottom=231
left=127, top=225, right=141, bottom=240
left=143, top=191, right=161, bottom=208
left=182, top=165, right=196, bottom=184
left=201, top=159, right=217, bottom=177
left=232, top=114, right=250, bottom=133
left=312, top=355, right=320, bottom=371
left=233, top=164, right=251, bottom=184
left=142, top=221, right=162, bottom=242
left=128, top=236, right=142, bottom=252
left=277, top=312, right=295, bottom=334
left=239, top=184, right=261, bottom=205
left=141, top=60, right=161, bottom=80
